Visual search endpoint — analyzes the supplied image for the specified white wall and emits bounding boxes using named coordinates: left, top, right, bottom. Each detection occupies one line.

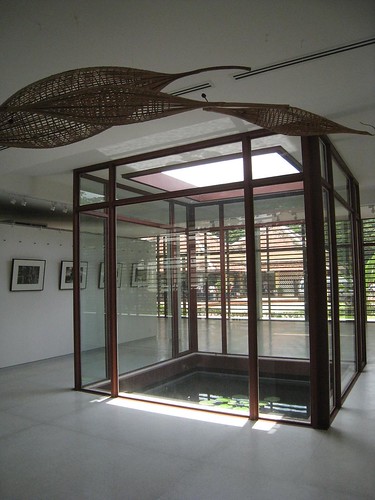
left=0, top=223, right=73, bottom=368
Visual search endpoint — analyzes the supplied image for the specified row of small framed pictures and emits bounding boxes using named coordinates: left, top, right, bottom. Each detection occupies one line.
left=64, top=261, right=148, bottom=289
left=10, top=259, right=85, bottom=292
left=10, top=259, right=149, bottom=291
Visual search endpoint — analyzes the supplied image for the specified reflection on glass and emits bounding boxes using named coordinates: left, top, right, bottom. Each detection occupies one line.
left=226, top=227, right=248, bottom=355
left=116, top=143, right=244, bottom=199
left=119, top=141, right=300, bottom=198
left=193, top=199, right=248, bottom=357
left=115, top=188, right=249, bottom=415
left=116, top=202, right=173, bottom=379
left=251, top=134, right=303, bottom=179
left=254, top=188, right=310, bottom=422
left=117, top=142, right=243, bottom=179
left=79, top=213, right=109, bottom=391
left=323, top=189, right=335, bottom=410
left=116, top=180, right=143, bottom=201
left=75, top=128, right=365, bottom=428
left=332, top=159, right=349, bottom=203
left=363, top=219, right=375, bottom=322
left=335, top=200, right=356, bottom=391
left=195, top=228, right=222, bottom=352
left=80, top=171, right=108, bottom=205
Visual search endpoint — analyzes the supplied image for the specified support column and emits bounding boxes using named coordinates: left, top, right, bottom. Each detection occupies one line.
left=107, top=166, right=119, bottom=397
left=243, top=138, right=259, bottom=421
left=73, top=170, right=82, bottom=391
left=302, top=136, right=330, bottom=429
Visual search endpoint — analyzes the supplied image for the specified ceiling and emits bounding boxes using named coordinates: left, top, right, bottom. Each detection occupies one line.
left=0, top=0, right=374, bottom=228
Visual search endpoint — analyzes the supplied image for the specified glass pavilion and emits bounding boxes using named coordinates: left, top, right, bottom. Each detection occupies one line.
left=73, top=129, right=366, bottom=429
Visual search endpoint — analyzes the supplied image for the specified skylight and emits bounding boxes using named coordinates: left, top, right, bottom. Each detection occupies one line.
left=162, top=152, right=299, bottom=187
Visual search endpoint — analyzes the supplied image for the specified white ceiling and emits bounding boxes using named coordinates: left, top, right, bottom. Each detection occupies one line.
left=0, top=0, right=374, bottom=225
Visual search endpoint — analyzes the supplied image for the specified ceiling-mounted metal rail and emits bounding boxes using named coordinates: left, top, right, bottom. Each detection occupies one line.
left=171, top=82, right=213, bottom=96
left=233, top=37, right=375, bottom=80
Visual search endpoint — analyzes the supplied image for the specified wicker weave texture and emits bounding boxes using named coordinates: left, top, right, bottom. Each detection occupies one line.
left=207, top=105, right=370, bottom=136
left=0, top=66, right=370, bottom=148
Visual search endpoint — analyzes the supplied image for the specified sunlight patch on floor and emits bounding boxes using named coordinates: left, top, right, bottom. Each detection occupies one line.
left=252, top=419, right=280, bottom=433
left=104, top=396, right=248, bottom=427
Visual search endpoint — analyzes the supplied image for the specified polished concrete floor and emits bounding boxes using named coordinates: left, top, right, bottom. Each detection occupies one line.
left=0, top=326, right=374, bottom=499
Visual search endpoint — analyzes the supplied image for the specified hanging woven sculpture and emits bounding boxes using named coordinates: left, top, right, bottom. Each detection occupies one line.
left=0, top=65, right=371, bottom=149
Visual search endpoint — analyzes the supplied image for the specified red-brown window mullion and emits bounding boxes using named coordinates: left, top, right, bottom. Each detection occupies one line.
left=243, top=138, right=259, bottom=421
left=108, top=166, right=119, bottom=396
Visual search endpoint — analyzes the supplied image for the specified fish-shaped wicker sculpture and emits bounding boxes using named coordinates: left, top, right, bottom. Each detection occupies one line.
left=0, top=65, right=370, bottom=149
left=205, top=105, right=370, bottom=136
left=0, top=65, right=251, bottom=149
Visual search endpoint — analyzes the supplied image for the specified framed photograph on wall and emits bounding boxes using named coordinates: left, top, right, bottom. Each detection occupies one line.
left=131, top=261, right=148, bottom=287
left=59, top=261, right=88, bottom=290
left=99, top=262, right=123, bottom=288
left=79, top=262, right=88, bottom=289
left=10, top=259, right=46, bottom=291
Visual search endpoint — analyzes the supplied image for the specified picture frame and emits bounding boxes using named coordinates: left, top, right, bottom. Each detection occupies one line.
left=59, top=261, right=88, bottom=290
left=117, top=263, right=123, bottom=288
left=131, top=261, right=148, bottom=287
left=79, top=262, right=88, bottom=289
left=98, top=262, right=123, bottom=288
left=10, top=259, right=46, bottom=291
left=99, top=262, right=105, bottom=289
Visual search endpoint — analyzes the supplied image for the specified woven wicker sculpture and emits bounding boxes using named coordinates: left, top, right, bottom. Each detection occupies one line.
left=0, top=65, right=370, bottom=149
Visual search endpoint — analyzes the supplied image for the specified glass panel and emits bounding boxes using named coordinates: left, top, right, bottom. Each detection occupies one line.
left=158, top=157, right=243, bottom=188
left=195, top=205, right=219, bottom=230
left=115, top=143, right=244, bottom=200
left=116, top=178, right=144, bottom=200
left=116, top=201, right=173, bottom=377
left=196, top=228, right=222, bottom=351
left=224, top=201, right=246, bottom=227
left=115, top=185, right=249, bottom=415
left=79, top=212, right=109, bottom=391
left=332, top=159, right=349, bottom=202
left=176, top=231, right=189, bottom=350
left=188, top=197, right=247, bottom=357
left=121, top=145, right=300, bottom=192
left=80, top=170, right=108, bottom=205
left=254, top=187, right=310, bottom=422
left=322, top=189, right=335, bottom=410
left=335, top=199, right=356, bottom=391
left=363, top=218, right=375, bottom=322
left=194, top=201, right=248, bottom=356
left=226, top=226, right=248, bottom=355
left=174, top=203, right=187, bottom=229
left=251, top=135, right=302, bottom=180
left=118, top=200, right=171, bottom=229
left=192, top=198, right=249, bottom=413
